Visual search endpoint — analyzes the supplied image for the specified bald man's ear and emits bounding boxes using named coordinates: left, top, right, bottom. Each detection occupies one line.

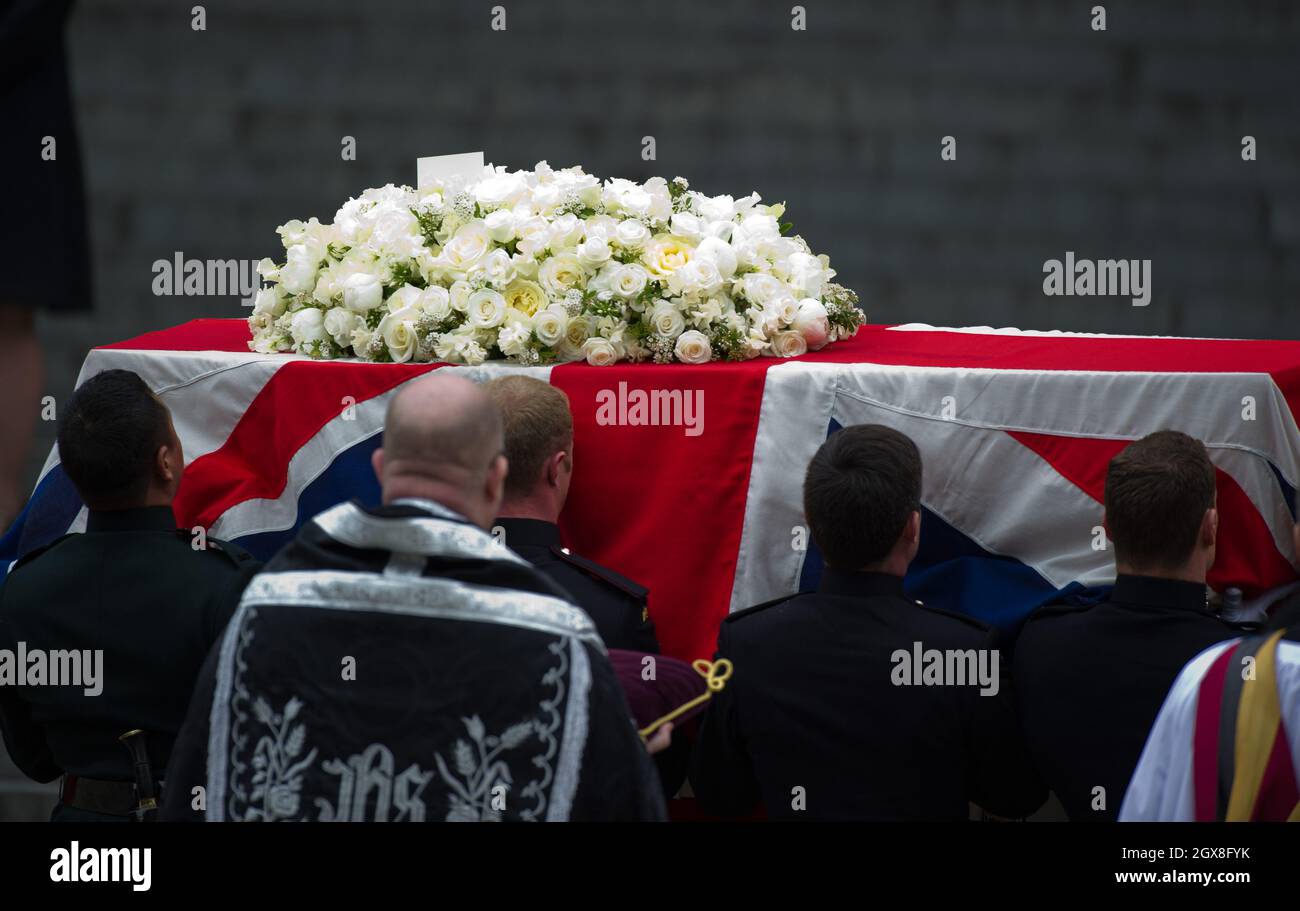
left=371, top=448, right=384, bottom=486
left=486, top=453, right=508, bottom=512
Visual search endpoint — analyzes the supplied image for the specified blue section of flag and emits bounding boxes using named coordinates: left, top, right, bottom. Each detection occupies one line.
left=231, top=434, right=383, bottom=562
left=794, top=417, right=1105, bottom=637
left=0, top=465, right=84, bottom=572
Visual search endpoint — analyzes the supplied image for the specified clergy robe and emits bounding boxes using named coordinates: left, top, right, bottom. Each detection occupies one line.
left=161, top=497, right=665, bottom=822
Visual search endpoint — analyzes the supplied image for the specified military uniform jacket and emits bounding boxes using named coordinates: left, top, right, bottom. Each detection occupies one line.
left=0, top=506, right=258, bottom=783
left=495, top=517, right=659, bottom=653
left=689, top=568, right=1046, bottom=820
left=162, top=499, right=665, bottom=822
left=1013, top=574, right=1251, bottom=821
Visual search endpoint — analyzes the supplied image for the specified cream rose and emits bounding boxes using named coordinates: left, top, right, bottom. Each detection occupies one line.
left=674, top=329, right=712, bottom=364
left=649, top=303, right=686, bottom=338
left=582, top=337, right=620, bottom=367
left=772, top=329, right=808, bottom=358
left=532, top=307, right=567, bottom=347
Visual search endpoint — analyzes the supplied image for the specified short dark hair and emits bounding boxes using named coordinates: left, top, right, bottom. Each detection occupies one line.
left=1105, top=430, right=1216, bottom=571
left=57, top=369, right=172, bottom=506
left=803, top=424, right=922, bottom=569
left=483, top=375, right=573, bottom=498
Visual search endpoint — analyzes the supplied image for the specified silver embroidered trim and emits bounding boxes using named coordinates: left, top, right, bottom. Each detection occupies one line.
left=207, top=600, right=257, bottom=822
left=312, top=501, right=527, bottom=567
left=546, top=637, right=591, bottom=821
left=240, top=570, right=601, bottom=645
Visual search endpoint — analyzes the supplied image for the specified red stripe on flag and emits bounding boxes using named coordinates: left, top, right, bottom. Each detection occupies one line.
left=99, top=319, right=256, bottom=352
left=551, top=362, right=769, bottom=662
left=1009, top=430, right=1297, bottom=596
left=174, top=361, right=438, bottom=531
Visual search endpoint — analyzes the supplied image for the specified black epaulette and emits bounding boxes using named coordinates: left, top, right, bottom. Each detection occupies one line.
left=723, top=592, right=798, bottom=624
left=917, top=601, right=995, bottom=632
left=175, top=530, right=257, bottom=568
left=9, top=534, right=76, bottom=572
left=548, top=545, right=647, bottom=601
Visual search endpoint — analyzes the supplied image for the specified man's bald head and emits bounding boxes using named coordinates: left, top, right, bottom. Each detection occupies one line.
left=373, top=373, right=508, bottom=528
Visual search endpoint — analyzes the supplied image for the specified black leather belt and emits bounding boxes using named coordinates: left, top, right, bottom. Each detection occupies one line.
left=60, top=774, right=160, bottom=818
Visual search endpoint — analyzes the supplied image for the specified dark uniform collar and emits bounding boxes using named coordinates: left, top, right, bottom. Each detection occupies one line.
left=85, top=506, right=177, bottom=533
left=816, top=566, right=907, bottom=600
left=493, top=517, right=562, bottom=548
left=1110, top=574, right=1210, bottom=612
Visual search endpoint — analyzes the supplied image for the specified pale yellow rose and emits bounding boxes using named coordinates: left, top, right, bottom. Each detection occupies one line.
left=503, top=279, right=547, bottom=317
left=641, top=234, right=695, bottom=278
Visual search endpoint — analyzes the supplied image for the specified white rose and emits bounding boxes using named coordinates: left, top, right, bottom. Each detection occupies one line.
left=538, top=254, right=586, bottom=297
left=253, top=287, right=285, bottom=317
left=532, top=307, right=567, bottom=347
left=323, top=307, right=360, bottom=348
left=387, top=284, right=423, bottom=312
left=669, top=212, right=705, bottom=241
left=792, top=298, right=831, bottom=351
left=582, top=336, right=620, bottom=367
left=674, top=329, right=712, bottom=364
left=772, top=329, right=808, bottom=358
left=290, top=307, right=327, bottom=346
left=474, top=172, right=527, bottom=210
left=280, top=244, right=319, bottom=295
left=549, top=213, right=584, bottom=250
left=786, top=251, right=833, bottom=299
left=497, top=321, right=532, bottom=358
left=609, top=262, right=650, bottom=300
left=615, top=219, right=651, bottom=250
left=649, top=303, right=686, bottom=338
left=466, top=288, right=507, bottom=329
left=440, top=220, right=492, bottom=274
left=576, top=237, right=613, bottom=270
left=515, top=216, right=551, bottom=257
left=668, top=259, right=724, bottom=298
left=350, top=326, right=373, bottom=354
left=342, top=272, right=384, bottom=312
left=484, top=209, right=516, bottom=243
left=449, top=280, right=473, bottom=312
left=379, top=306, right=420, bottom=363
left=418, top=285, right=452, bottom=321
left=480, top=248, right=517, bottom=287
left=695, top=236, right=737, bottom=279
left=739, top=272, right=783, bottom=308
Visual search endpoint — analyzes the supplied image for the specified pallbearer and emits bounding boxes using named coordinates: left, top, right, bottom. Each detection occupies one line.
left=690, top=425, right=1045, bottom=820
left=1015, top=431, right=1252, bottom=820
left=0, top=370, right=259, bottom=821
left=485, top=375, right=659, bottom=654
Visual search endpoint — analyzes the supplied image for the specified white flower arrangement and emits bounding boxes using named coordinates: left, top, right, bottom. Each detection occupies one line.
left=248, top=162, right=864, bottom=366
